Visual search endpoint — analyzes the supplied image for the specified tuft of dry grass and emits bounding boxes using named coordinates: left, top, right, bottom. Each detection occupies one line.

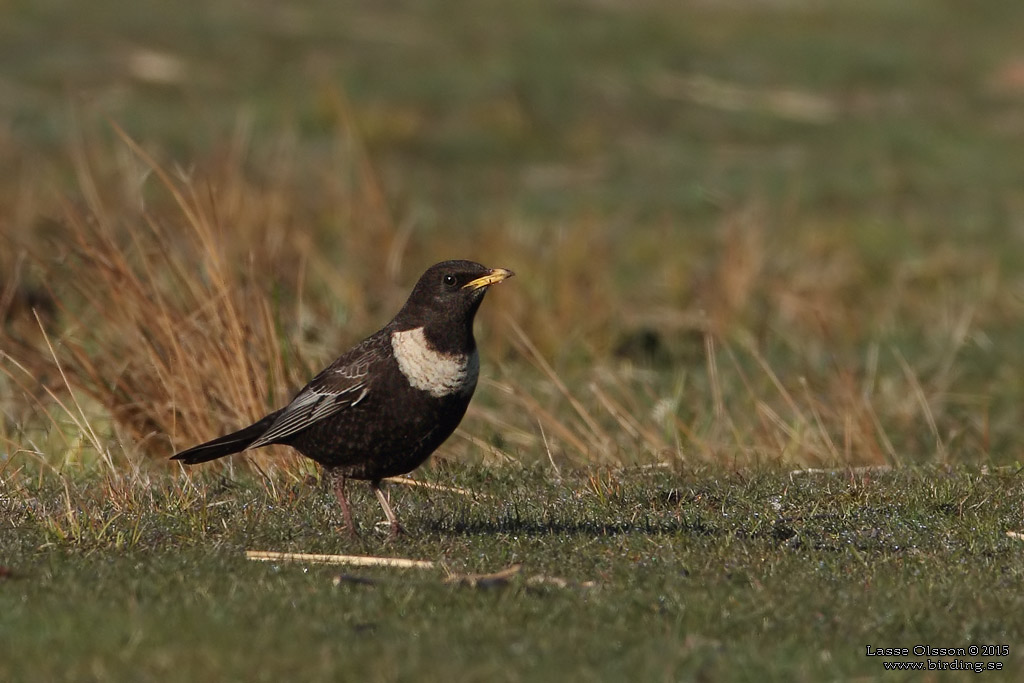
left=2, top=114, right=402, bottom=473
left=0, top=114, right=1011, bottom=480
left=12, top=138, right=309, bottom=465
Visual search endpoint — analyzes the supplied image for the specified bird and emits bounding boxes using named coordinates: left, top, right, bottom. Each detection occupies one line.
left=171, top=260, right=514, bottom=535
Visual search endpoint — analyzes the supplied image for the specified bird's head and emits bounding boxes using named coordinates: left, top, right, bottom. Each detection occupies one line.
left=393, top=260, right=514, bottom=351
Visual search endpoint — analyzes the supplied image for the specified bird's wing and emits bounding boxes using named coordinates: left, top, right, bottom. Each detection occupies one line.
left=247, top=337, right=385, bottom=448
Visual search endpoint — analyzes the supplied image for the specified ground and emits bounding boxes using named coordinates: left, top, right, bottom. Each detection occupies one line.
left=3, top=0, right=1024, bottom=680
left=3, top=466, right=1024, bottom=681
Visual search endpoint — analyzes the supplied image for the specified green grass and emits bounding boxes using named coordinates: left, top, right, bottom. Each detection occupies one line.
left=3, top=465, right=1024, bottom=681
left=5, top=0, right=1024, bottom=680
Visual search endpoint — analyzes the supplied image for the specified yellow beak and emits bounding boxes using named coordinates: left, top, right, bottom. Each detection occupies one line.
left=463, top=268, right=515, bottom=291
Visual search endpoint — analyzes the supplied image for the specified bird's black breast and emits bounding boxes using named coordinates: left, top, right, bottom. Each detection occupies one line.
left=279, top=344, right=476, bottom=480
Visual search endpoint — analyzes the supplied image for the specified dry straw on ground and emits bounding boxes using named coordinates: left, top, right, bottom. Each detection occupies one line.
left=0, top=118, right=1003, bottom=477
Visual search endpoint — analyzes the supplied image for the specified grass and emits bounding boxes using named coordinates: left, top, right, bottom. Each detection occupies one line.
left=3, top=465, right=1024, bottom=681
left=3, top=0, right=1024, bottom=680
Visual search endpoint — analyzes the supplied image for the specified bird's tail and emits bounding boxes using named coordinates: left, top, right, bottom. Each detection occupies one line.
left=170, top=411, right=282, bottom=464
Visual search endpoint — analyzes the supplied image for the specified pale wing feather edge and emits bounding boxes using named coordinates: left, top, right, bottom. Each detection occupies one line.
left=247, top=337, right=385, bottom=448
left=248, top=382, right=369, bottom=448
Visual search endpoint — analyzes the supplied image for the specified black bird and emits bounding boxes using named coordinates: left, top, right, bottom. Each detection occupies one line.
left=171, top=260, right=514, bottom=535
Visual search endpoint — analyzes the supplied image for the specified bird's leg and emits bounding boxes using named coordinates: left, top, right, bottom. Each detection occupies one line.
left=330, top=470, right=358, bottom=537
left=370, top=480, right=405, bottom=537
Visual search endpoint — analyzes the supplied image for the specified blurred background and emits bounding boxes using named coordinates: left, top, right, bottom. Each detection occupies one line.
left=2, top=0, right=1024, bottom=471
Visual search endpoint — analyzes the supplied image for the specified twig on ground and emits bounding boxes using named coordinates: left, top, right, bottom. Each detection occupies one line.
left=789, top=465, right=893, bottom=478
left=444, top=563, right=597, bottom=590
left=383, top=475, right=486, bottom=498
left=445, top=563, right=523, bottom=588
left=245, top=550, right=435, bottom=569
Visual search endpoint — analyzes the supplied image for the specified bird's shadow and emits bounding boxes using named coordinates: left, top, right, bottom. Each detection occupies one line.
left=419, top=515, right=721, bottom=538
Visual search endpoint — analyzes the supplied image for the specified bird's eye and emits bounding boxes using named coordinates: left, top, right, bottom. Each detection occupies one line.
left=443, top=274, right=458, bottom=288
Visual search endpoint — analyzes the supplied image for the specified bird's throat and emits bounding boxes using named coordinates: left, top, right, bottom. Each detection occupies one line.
left=390, top=327, right=479, bottom=398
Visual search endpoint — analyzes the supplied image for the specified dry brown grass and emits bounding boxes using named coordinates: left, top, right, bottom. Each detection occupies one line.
left=0, top=116, right=1007, bottom=480
left=2, top=114, right=394, bottom=474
